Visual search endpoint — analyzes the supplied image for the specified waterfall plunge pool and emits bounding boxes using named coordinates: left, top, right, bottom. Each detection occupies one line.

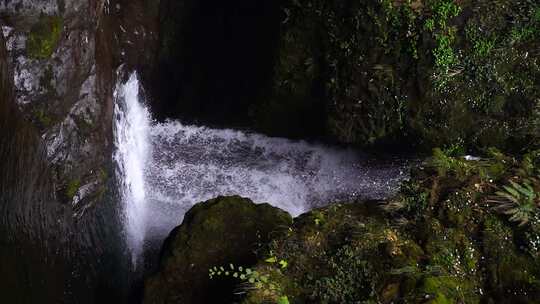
left=114, top=72, right=412, bottom=269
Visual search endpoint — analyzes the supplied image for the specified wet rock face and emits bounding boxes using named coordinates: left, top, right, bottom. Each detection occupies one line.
left=1, top=0, right=161, bottom=213
left=0, top=25, right=69, bottom=303
left=144, top=196, right=293, bottom=304
left=0, top=0, right=113, bottom=214
left=0, top=0, right=160, bottom=302
left=0, top=0, right=58, bottom=15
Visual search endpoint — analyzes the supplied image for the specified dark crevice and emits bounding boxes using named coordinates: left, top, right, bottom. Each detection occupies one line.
left=150, top=0, right=283, bottom=127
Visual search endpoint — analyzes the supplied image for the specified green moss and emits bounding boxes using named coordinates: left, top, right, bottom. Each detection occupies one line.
left=145, top=196, right=292, bottom=304
left=35, top=109, right=53, bottom=128
left=66, top=179, right=80, bottom=200
left=27, top=15, right=63, bottom=60
left=233, top=147, right=540, bottom=303
left=421, top=276, right=477, bottom=304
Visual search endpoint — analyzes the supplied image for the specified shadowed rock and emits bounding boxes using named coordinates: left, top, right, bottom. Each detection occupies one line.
left=144, top=196, right=292, bottom=304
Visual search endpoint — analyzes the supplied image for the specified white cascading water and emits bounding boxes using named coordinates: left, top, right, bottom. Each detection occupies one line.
left=114, top=73, right=410, bottom=265
left=113, top=72, right=151, bottom=267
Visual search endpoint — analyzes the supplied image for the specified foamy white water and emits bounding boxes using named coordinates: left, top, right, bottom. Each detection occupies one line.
left=113, top=72, right=151, bottom=267
left=114, top=73, right=410, bottom=264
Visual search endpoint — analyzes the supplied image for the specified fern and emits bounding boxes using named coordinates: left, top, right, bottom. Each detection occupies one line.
left=488, top=180, right=539, bottom=226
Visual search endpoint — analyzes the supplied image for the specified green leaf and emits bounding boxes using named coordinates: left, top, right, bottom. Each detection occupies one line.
left=279, top=259, right=288, bottom=269
left=278, top=296, right=290, bottom=304
left=510, top=181, right=532, bottom=198
left=265, top=256, right=277, bottom=263
left=502, top=185, right=520, bottom=198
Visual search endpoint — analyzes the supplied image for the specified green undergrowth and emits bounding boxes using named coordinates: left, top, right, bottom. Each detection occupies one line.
left=257, top=0, right=540, bottom=151
left=209, top=148, right=540, bottom=303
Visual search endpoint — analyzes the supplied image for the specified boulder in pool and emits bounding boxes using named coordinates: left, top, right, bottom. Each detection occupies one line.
left=143, top=195, right=292, bottom=304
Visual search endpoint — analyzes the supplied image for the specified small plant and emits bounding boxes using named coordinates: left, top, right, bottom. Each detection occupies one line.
left=518, top=150, right=540, bottom=178
left=432, top=0, right=461, bottom=28
left=431, top=148, right=473, bottom=181
left=309, top=245, right=379, bottom=303
left=488, top=180, right=539, bottom=226
left=424, top=0, right=462, bottom=87
left=433, top=29, right=458, bottom=72
left=425, top=18, right=435, bottom=32
left=209, top=262, right=289, bottom=302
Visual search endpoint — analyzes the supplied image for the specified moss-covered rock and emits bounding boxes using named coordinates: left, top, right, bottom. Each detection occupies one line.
left=238, top=148, right=540, bottom=303
left=143, top=196, right=293, bottom=304
left=26, top=14, right=63, bottom=60
left=241, top=203, right=428, bottom=304
left=142, top=148, right=540, bottom=303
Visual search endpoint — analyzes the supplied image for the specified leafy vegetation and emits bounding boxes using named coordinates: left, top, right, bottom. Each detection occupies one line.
left=150, top=1, right=540, bottom=303
left=258, top=0, right=540, bottom=151
left=489, top=180, right=539, bottom=226
left=209, top=263, right=289, bottom=303
left=232, top=148, right=540, bottom=303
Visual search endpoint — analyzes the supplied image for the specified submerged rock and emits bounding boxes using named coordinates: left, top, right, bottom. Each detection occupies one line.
left=144, top=196, right=293, bottom=304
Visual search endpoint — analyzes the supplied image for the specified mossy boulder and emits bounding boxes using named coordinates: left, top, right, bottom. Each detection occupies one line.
left=239, top=149, right=540, bottom=303
left=141, top=149, right=540, bottom=303
left=241, top=203, right=427, bottom=303
left=240, top=202, right=483, bottom=304
left=143, top=196, right=293, bottom=304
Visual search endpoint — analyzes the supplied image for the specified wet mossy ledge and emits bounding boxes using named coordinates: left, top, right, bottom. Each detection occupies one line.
left=144, top=148, right=540, bottom=304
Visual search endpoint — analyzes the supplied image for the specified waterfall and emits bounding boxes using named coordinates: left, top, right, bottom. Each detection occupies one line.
left=113, top=72, right=151, bottom=267
left=144, top=122, right=410, bottom=245
left=113, top=72, right=410, bottom=267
